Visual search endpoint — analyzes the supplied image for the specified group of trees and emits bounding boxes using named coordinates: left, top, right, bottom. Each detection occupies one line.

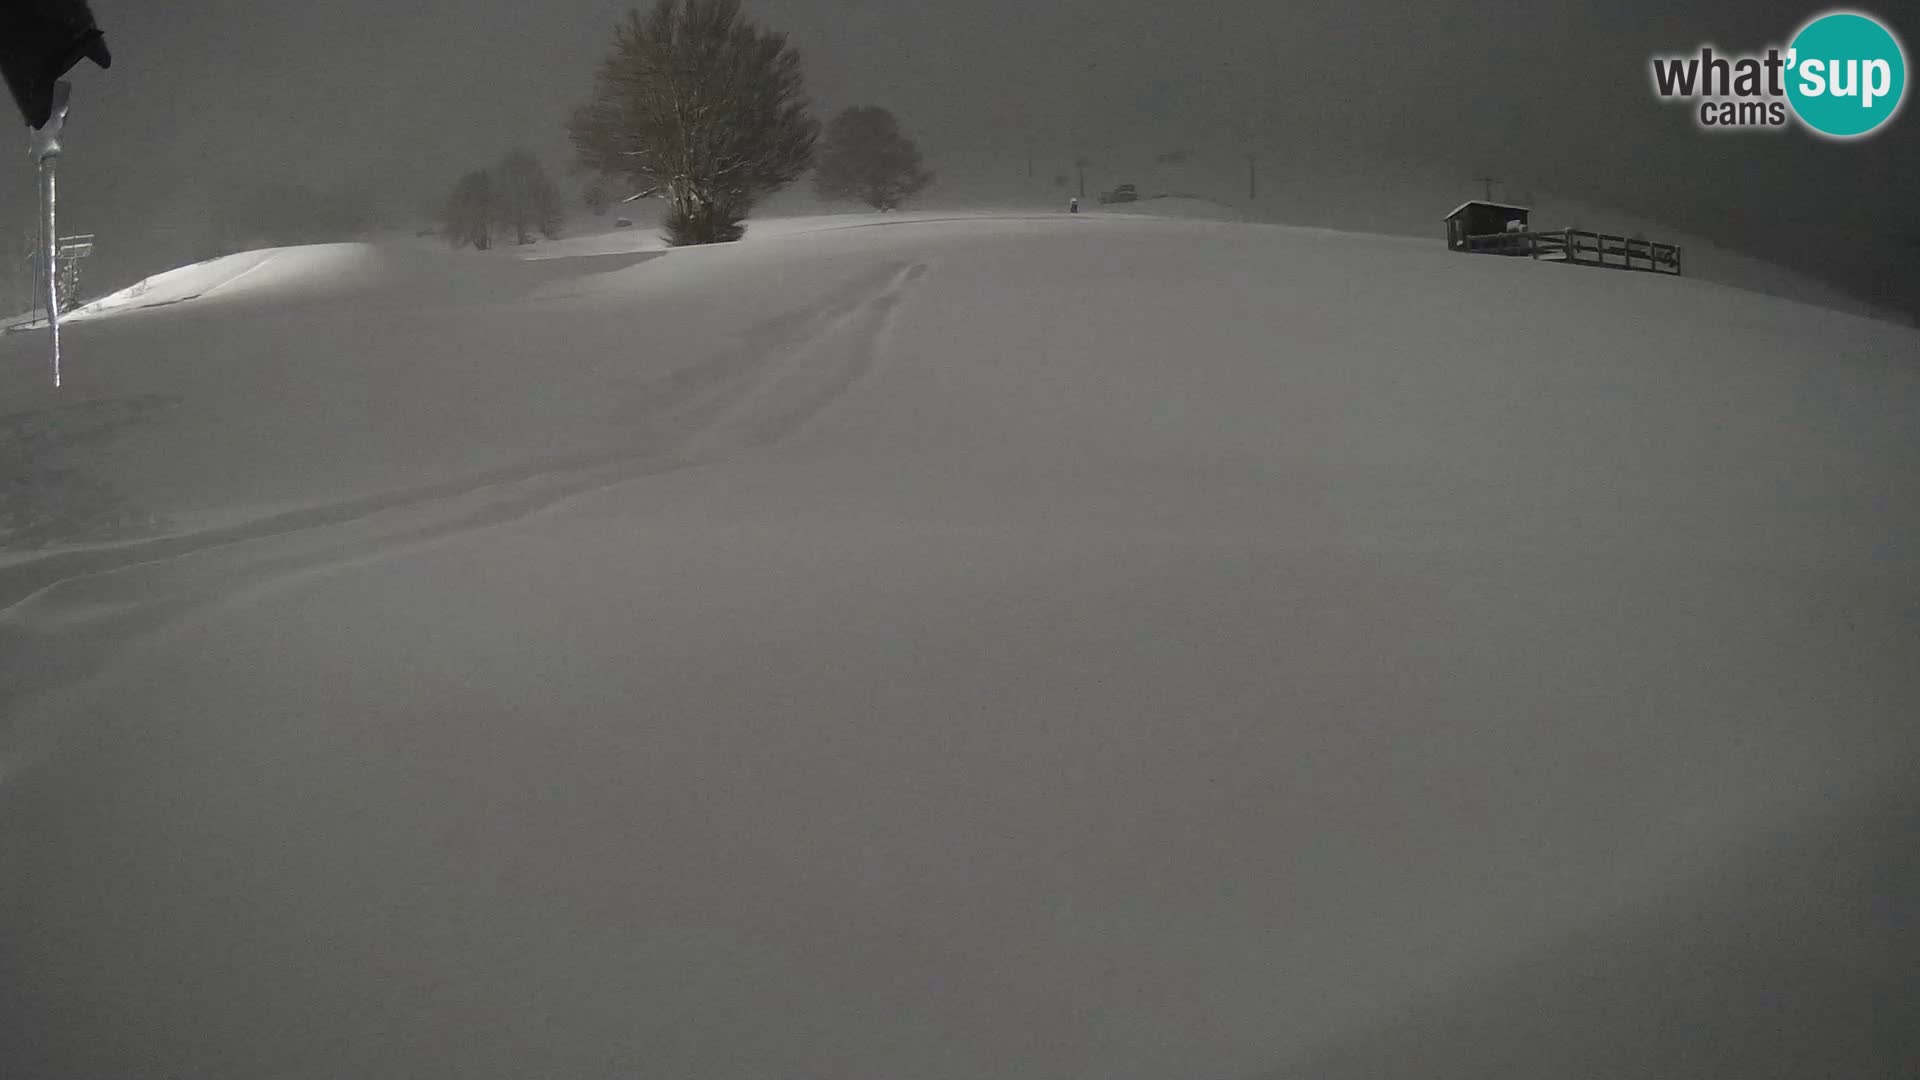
left=568, top=0, right=933, bottom=247
left=435, top=1, right=931, bottom=251
left=442, top=149, right=565, bottom=251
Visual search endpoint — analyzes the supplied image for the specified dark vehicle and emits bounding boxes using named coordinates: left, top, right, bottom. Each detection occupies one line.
left=1098, top=182, right=1139, bottom=204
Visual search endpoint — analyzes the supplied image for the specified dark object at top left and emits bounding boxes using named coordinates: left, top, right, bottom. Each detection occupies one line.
left=1, top=0, right=111, bottom=129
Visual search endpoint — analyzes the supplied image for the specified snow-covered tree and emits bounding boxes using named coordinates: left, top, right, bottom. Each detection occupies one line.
left=569, top=0, right=818, bottom=246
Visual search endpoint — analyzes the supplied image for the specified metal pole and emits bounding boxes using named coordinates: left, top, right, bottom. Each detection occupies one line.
left=42, top=155, right=60, bottom=387
left=32, top=79, right=74, bottom=389
left=31, top=191, right=44, bottom=328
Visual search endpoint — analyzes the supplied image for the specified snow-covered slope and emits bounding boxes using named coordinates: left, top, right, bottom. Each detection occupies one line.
left=66, top=240, right=668, bottom=323
left=68, top=244, right=375, bottom=316
left=2, top=214, right=1916, bottom=1080
left=922, top=152, right=1906, bottom=324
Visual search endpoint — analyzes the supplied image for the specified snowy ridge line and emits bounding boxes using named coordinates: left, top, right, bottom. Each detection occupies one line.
left=64, top=249, right=284, bottom=321
left=515, top=210, right=1063, bottom=260
left=777, top=212, right=1071, bottom=236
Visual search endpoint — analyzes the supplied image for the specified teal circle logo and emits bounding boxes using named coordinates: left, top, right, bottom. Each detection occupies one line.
left=1787, top=11, right=1907, bottom=137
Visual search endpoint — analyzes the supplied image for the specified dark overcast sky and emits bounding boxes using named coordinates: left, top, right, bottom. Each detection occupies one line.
left=12, top=0, right=1919, bottom=308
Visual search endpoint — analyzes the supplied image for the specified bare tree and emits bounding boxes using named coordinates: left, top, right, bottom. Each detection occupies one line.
left=568, top=0, right=818, bottom=246
left=494, top=148, right=564, bottom=245
left=813, top=106, right=933, bottom=211
left=442, top=170, right=495, bottom=250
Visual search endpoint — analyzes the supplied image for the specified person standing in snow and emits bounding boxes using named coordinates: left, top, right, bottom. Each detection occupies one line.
left=1069, top=197, right=1079, bottom=214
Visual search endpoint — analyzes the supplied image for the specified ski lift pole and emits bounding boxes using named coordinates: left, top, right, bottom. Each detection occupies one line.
left=41, top=147, right=61, bottom=386
left=1, top=3, right=112, bottom=385
left=31, top=81, right=72, bottom=388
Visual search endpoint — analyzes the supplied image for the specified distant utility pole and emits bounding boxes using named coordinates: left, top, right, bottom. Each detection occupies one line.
left=1026, top=137, right=1034, bottom=180
left=1075, top=156, right=1089, bottom=199
left=1248, top=154, right=1258, bottom=201
left=1474, top=175, right=1500, bottom=202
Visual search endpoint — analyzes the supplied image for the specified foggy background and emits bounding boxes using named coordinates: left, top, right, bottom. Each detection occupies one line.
left=3, top=0, right=1916, bottom=316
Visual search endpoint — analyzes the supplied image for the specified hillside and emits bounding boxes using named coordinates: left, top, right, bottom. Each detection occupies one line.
left=3, top=211, right=1917, bottom=1080
left=895, top=150, right=1907, bottom=324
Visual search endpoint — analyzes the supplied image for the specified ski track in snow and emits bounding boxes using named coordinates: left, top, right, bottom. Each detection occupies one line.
left=0, top=257, right=932, bottom=741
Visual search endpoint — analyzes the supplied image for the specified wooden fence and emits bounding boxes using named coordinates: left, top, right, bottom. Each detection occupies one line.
left=1463, top=229, right=1682, bottom=276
